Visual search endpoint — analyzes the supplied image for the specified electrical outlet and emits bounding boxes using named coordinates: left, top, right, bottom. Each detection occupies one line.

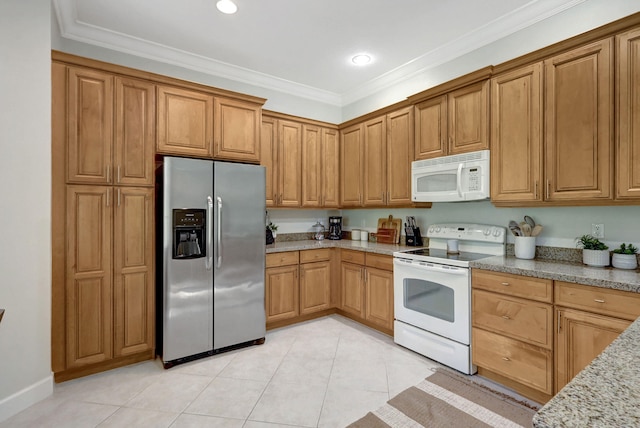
left=592, top=223, right=605, bottom=239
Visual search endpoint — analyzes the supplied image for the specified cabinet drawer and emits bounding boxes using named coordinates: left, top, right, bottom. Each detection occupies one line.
left=472, top=269, right=552, bottom=303
left=300, top=248, right=331, bottom=263
left=473, top=328, right=552, bottom=395
left=341, top=249, right=365, bottom=265
left=472, top=290, right=552, bottom=349
left=266, top=251, right=299, bottom=268
left=555, top=281, right=640, bottom=321
left=366, top=253, right=393, bottom=271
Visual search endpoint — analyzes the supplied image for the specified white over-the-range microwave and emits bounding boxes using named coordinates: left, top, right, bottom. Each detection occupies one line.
left=411, top=149, right=490, bottom=202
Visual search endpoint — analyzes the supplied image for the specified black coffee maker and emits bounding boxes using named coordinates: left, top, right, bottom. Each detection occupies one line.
left=328, top=216, right=342, bottom=240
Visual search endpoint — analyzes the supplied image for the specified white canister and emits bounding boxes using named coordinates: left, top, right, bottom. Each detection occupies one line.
left=361, top=231, right=369, bottom=242
left=514, top=236, right=536, bottom=259
left=351, top=229, right=361, bottom=240
left=447, top=239, right=459, bottom=253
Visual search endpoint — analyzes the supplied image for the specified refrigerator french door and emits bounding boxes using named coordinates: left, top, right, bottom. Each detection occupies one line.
left=160, top=157, right=266, bottom=367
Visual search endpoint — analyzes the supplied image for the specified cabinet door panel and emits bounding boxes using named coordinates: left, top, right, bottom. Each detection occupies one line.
left=300, top=261, right=331, bottom=315
left=322, top=128, right=340, bottom=208
left=260, top=117, right=277, bottom=207
left=114, top=187, right=154, bottom=356
left=66, top=186, right=113, bottom=367
left=157, top=85, right=213, bottom=157
left=490, top=64, right=543, bottom=203
left=449, top=80, right=489, bottom=155
left=214, top=97, right=260, bottom=163
left=301, top=124, right=322, bottom=207
left=387, top=107, right=414, bottom=205
left=363, top=116, right=386, bottom=206
left=341, top=263, right=364, bottom=317
left=265, top=265, right=299, bottom=322
left=414, top=96, right=447, bottom=160
left=340, top=124, right=364, bottom=206
left=617, top=28, right=640, bottom=199
left=545, top=38, right=613, bottom=201
left=555, top=308, right=630, bottom=391
left=67, top=67, right=113, bottom=184
left=365, top=267, right=393, bottom=330
left=115, top=77, right=155, bottom=186
left=278, top=120, right=302, bottom=207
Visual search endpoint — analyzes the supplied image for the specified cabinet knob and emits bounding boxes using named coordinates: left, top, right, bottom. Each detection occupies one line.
left=502, top=357, right=511, bottom=362
left=501, top=315, right=511, bottom=320
left=501, top=282, right=510, bottom=286
left=594, top=299, right=606, bottom=303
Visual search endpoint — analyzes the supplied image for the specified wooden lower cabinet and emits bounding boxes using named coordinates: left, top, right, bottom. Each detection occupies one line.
left=340, top=262, right=365, bottom=317
left=265, top=264, right=299, bottom=323
left=555, top=308, right=630, bottom=391
left=365, top=267, right=393, bottom=331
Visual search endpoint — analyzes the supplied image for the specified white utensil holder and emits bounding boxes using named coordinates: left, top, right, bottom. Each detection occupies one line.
left=515, top=236, right=536, bottom=259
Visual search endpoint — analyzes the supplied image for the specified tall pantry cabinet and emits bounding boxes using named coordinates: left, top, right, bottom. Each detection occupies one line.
left=52, top=62, right=155, bottom=381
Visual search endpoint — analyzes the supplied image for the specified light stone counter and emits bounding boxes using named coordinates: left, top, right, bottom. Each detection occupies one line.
left=266, top=239, right=419, bottom=256
left=468, top=255, right=640, bottom=427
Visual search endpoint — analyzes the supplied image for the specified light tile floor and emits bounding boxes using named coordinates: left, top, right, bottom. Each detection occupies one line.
left=2, top=315, right=441, bottom=428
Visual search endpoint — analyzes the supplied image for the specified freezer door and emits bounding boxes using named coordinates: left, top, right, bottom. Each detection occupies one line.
left=213, top=162, right=266, bottom=350
left=162, top=157, right=214, bottom=362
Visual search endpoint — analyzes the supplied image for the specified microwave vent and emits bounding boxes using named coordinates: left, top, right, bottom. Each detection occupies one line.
left=413, top=149, right=489, bottom=169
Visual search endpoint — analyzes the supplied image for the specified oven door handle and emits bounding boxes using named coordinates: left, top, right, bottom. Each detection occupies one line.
left=394, top=258, right=468, bottom=275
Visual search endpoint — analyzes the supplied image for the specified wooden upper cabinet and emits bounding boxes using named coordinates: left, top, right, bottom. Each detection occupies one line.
left=363, top=116, right=387, bottom=206
left=301, top=124, right=323, bottom=207
left=113, top=187, right=154, bottom=357
left=448, top=80, right=490, bottom=155
left=386, top=106, right=414, bottom=205
left=616, top=27, right=640, bottom=200
left=340, top=123, right=364, bottom=207
left=322, top=128, right=340, bottom=208
left=414, top=95, right=447, bottom=160
left=213, top=97, right=261, bottom=163
left=277, top=120, right=302, bottom=207
left=490, top=63, right=544, bottom=204
left=66, top=185, right=113, bottom=367
left=260, top=117, right=277, bottom=207
left=544, top=38, right=614, bottom=202
left=67, top=67, right=113, bottom=184
left=157, top=85, right=213, bottom=158
left=114, top=77, right=155, bottom=186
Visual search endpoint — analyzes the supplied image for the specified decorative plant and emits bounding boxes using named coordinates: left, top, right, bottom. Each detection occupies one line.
left=576, top=234, right=608, bottom=251
left=267, top=222, right=278, bottom=232
left=612, top=243, right=638, bottom=255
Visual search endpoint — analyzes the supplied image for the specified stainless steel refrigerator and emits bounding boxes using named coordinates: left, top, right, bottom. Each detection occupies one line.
left=159, top=156, right=266, bottom=367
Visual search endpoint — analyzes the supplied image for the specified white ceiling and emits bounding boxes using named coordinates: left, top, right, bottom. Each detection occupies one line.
left=53, top=0, right=586, bottom=106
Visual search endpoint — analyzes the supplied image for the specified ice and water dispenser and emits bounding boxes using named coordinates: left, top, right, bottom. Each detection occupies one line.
left=172, top=209, right=206, bottom=259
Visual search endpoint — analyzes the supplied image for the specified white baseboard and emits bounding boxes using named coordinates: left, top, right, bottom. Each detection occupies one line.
left=0, top=374, right=53, bottom=423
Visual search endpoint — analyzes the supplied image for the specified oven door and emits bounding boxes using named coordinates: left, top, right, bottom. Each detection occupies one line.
left=393, top=258, right=470, bottom=344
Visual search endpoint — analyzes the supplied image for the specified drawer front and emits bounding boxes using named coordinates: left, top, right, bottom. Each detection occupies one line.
left=555, top=281, right=640, bottom=321
left=300, top=248, right=331, bottom=263
left=341, top=249, right=365, bottom=265
left=473, top=329, right=552, bottom=395
left=473, top=269, right=552, bottom=303
left=472, top=290, right=552, bottom=349
left=266, top=251, right=299, bottom=268
left=365, top=253, right=393, bottom=271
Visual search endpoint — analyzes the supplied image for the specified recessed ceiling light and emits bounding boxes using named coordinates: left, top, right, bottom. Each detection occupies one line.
left=216, top=0, right=238, bottom=14
left=351, top=54, right=372, bottom=66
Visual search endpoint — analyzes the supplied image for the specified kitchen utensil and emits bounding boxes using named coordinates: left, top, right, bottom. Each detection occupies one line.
left=508, top=220, right=521, bottom=236
left=377, top=215, right=402, bottom=244
left=524, top=215, right=536, bottom=228
left=531, top=224, right=543, bottom=237
left=520, top=222, right=532, bottom=237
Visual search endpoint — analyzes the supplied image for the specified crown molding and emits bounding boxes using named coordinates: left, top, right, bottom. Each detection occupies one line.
left=53, top=0, right=585, bottom=107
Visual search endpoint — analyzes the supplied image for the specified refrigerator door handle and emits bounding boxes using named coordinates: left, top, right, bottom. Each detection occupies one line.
left=206, top=196, right=213, bottom=270
left=216, top=196, right=223, bottom=268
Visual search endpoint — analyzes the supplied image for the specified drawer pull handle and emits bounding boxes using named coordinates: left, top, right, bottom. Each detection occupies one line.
left=502, top=357, right=510, bottom=361
left=594, top=299, right=606, bottom=303
left=501, top=315, right=511, bottom=320
left=501, top=282, right=510, bottom=286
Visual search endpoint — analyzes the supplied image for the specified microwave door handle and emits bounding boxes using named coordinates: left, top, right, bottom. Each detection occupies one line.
left=456, top=163, right=463, bottom=198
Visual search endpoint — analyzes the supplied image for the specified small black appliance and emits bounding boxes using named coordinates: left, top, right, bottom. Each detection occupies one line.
left=328, top=216, right=342, bottom=240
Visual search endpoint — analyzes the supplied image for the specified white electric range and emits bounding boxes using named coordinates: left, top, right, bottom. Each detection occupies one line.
left=393, top=223, right=506, bottom=374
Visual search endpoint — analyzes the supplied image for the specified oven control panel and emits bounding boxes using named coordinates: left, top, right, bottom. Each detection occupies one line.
left=426, top=223, right=505, bottom=243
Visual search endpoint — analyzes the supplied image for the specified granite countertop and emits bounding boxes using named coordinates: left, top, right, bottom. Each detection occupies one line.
left=266, top=239, right=418, bottom=256
left=532, top=317, right=640, bottom=427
